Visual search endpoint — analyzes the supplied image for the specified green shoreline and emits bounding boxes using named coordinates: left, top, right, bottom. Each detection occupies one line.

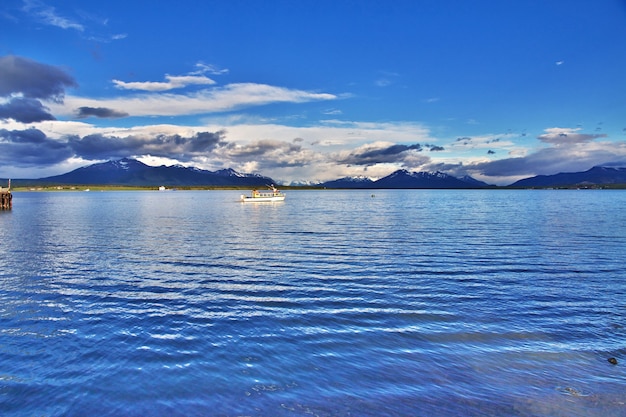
left=9, top=185, right=322, bottom=192
left=10, top=183, right=626, bottom=192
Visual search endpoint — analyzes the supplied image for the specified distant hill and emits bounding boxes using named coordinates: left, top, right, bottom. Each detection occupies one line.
left=510, top=165, right=626, bottom=188
left=11, top=159, right=624, bottom=189
left=320, top=169, right=490, bottom=189
left=7, top=158, right=276, bottom=187
left=320, top=176, right=375, bottom=188
left=373, top=170, right=488, bottom=188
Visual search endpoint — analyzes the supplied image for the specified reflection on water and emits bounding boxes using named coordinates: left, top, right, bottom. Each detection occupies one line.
left=1, top=190, right=625, bottom=416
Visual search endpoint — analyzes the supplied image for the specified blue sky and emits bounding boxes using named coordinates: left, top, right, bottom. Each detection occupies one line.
left=1, top=0, right=626, bottom=185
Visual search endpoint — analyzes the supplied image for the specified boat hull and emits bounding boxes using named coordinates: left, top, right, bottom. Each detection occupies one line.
left=240, top=185, right=285, bottom=202
left=240, top=195, right=285, bottom=202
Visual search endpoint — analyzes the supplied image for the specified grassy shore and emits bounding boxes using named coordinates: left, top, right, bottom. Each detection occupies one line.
left=10, top=184, right=626, bottom=192
left=10, top=185, right=322, bottom=192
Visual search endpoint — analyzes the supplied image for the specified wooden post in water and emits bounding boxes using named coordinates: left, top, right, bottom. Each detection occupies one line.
left=1, top=179, right=12, bottom=210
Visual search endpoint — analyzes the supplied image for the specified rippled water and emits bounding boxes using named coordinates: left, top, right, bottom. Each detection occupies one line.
left=1, top=189, right=625, bottom=416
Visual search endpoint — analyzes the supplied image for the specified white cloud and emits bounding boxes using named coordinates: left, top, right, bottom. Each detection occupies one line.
left=112, top=63, right=229, bottom=92
left=192, top=62, right=229, bottom=76
left=538, top=127, right=606, bottom=145
left=375, top=70, right=400, bottom=87
left=51, top=83, right=338, bottom=117
left=112, top=74, right=217, bottom=91
left=14, top=119, right=434, bottom=152
left=23, top=0, right=84, bottom=31
left=191, top=120, right=434, bottom=152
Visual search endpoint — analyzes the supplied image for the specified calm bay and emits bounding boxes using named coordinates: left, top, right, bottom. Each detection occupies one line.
left=1, top=189, right=625, bottom=416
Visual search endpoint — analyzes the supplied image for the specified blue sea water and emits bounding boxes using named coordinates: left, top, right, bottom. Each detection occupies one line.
left=1, top=189, right=625, bottom=416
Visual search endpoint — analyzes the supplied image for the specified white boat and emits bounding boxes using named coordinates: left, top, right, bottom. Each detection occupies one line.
left=240, top=185, right=286, bottom=202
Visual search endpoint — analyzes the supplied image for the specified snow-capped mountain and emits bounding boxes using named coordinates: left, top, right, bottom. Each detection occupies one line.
left=319, top=175, right=376, bottom=188
left=20, top=158, right=276, bottom=187
left=320, top=169, right=489, bottom=189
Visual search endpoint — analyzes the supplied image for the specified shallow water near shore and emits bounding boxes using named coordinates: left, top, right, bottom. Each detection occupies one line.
left=1, top=189, right=625, bottom=416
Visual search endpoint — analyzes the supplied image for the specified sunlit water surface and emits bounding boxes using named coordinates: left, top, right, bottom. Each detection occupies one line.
left=1, top=190, right=625, bottom=416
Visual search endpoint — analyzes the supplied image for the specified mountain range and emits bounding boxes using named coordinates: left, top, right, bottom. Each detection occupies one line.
left=320, top=165, right=626, bottom=189
left=4, top=159, right=626, bottom=188
left=319, top=170, right=490, bottom=189
left=7, top=158, right=275, bottom=188
left=509, top=165, right=626, bottom=188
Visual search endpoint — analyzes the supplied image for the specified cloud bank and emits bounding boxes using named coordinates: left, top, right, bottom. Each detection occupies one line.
left=54, top=83, right=338, bottom=118
left=1, top=55, right=626, bottom=185
left=75, top=107, right=129, bottom=119
left=0, top=55, right=77, bottom=124
left=0, top=55, right=77, bottom=102
left=0, top=97, right=55, bottom=123
left=112, top=75, right=217, bottom=92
